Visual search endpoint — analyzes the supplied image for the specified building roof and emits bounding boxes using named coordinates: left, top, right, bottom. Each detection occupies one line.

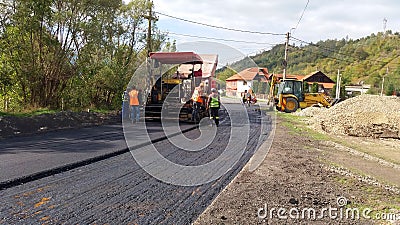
left=226, top=67, right=268, bottom=81
left=320, top=83, right=335, bottom=89
left=267, top=71, right=335, bottom=89
left=177, top=54, right=218, bottom=78
left=302, top=71, right=335, bottom=84
left=225, top=74, right=243, bottom=81
left=149, top=52, right=203, bottom=64
left=268, top=73, right=305, bottom=80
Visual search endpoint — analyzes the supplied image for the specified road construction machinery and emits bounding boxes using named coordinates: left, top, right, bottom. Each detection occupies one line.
left=268, top=76, right=338, bottom=113
left=144, top=52, right=218, bottom=121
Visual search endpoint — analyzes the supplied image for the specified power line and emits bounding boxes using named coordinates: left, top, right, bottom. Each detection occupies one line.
left=292, top=0, right=310, bottom=34
left=290, top=36, right=400, bottom=66
left=166, top=31, right=279, bottom=46
left=288, top=42, right=400, bottom=76
left=290, top=36, right=353, bottom=58
left=287, top=43, right=355, bottom=64
left=155, top=11, right=286, bottom=36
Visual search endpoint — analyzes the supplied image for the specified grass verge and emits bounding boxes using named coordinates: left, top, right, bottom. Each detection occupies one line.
left=277, top=112, right=328, bottom=141
left=278, top=112, right=400, bottom=223
left=0, top=108, right=117, bottom=118
left=0, top=108, right=58, bottom=117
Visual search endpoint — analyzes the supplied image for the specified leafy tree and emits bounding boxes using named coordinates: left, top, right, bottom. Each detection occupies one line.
left=354, top=48, right=369, bottom=60
left=311, top=83, right=319, bottom=93
left=303, top=82, right=310, bottom=93
left=0, top=0, right=165, bottom=111
left=216, top=66, right=236, bottom=82
left=162, top=39, right=177, bottom=52
left=252, top=81, right=259, bottom=94
left=386, top=83, right=395, bottom=96
left=257, top=81, right=267, bottom=94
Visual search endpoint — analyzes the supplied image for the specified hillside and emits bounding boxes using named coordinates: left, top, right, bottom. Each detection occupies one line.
left=219, top=30, right=400, bottom=95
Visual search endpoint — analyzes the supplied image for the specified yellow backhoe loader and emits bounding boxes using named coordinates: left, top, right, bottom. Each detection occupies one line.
left=268, top=76, right=338, bottom=113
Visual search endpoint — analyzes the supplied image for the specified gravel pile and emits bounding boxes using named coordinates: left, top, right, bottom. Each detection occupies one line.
left=294, top=106, right=326, bottom=117
left=309, top=94, right=400, bottom=139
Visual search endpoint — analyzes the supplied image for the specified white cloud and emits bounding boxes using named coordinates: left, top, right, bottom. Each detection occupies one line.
left=153, top=0, right=400, bottom=55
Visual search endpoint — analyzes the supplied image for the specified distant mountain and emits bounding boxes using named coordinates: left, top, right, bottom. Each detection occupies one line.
left=218, top=30, right=400, bottom=95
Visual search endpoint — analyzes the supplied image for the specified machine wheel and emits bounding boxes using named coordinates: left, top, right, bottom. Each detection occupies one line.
left=284, top=97, right=299, bottom=113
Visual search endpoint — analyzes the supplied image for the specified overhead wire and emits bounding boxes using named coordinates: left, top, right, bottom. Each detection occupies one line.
left=155, top=11, right=286, bottom=36
left=287, top=44, right=386, bottom=78
left=287, top=43, right=355, bottom=64
left=290, top=36, right=400, bottom=66
left=165, top=31, right=280, bottom=46
left=290, top=36, right=355, bottom=60
left=155, top=7, right=400, bottom=72
left=288, top=40, right=400, bottom=76
left=292, top=0, right=310, bottom=35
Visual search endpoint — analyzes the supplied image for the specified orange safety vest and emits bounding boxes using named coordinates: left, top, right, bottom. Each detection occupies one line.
left=192, top=87, right=204, bottom=103
left=197, top=96, right=204, bottom=104
left=192, top=89, right=199, bottom=102
left=129, top=89, right=139, bottom=106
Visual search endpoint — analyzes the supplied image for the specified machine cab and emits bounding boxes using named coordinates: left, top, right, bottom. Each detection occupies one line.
left=278, top=79, right=304, bottom=102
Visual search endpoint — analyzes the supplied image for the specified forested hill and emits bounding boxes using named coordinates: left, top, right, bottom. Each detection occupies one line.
left=219, top=31, right=400, bottom=95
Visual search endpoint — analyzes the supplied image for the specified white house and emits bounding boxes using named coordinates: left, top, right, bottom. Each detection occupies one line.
left=225, top=67, right=268, bottom=97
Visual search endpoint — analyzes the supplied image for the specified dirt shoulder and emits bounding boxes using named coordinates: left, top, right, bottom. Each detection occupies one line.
left=0, top=111, right=121, bottom=139
left=194, top=114, right=400, bottom=225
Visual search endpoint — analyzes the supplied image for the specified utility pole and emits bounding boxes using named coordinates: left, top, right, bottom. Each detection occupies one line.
left=383, top=18, right=387, bottom=35
left=144, top=0, right=157, bottom=98
left=335, top=70, right=341, bottom=99
left=283, top=32, right=290, bottom=80
left=144, top=1, right=156, bottom=57
left=381, top=67, right=388, bottom=96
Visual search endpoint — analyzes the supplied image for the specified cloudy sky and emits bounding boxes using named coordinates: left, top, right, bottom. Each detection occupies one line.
left=153, top=0, right=400, bottom=59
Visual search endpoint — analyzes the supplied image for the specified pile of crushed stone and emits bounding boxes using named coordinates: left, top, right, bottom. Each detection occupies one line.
left=294, top=106, right=327, bottom=117
left=301, top=94, right=400, bottom=139
left=0, top=111, right=121, bottom=139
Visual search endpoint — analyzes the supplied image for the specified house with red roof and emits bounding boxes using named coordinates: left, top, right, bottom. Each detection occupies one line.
left=301, top=71, right=335, bottom=91
left=267, top=71, right=335, bottom=94
left=225, top=67, right=268, bottom=97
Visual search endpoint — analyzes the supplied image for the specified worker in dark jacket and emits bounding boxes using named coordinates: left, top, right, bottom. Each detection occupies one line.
left=122, top=90, right=130, bottom=120
left=207, top=88, right=221, bottom=126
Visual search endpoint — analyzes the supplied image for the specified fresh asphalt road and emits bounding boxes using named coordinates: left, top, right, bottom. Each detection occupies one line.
left=0, top=122, right=197, bottom=185
left=0, top=101, right=272, bottom=224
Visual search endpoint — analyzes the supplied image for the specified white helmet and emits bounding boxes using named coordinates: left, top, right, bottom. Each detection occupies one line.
left=211, top=88, right=217, bottom=93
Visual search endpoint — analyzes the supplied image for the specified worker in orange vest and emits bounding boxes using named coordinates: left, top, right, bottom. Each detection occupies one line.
left=191, top=82, right=205, bottom=122
left=128, top=85, right=140, bottom=123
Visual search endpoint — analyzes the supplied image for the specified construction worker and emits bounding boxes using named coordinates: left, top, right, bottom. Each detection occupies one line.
left=128, top=85, right=140, bottom=123
left=246, top=89, right=252, bottom=107
left=208, top=88, right=221, bottom=126
left=242, top=90, right=248, bottom=105
left=122, top=90, right=130, bottom=119
left=191, top=83, right=205, bottom=122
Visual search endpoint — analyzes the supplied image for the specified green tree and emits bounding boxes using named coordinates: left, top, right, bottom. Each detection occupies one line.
left=303, top=82, right=310, bottom=93
left=257, top=81, right=267, bottom=94
left=386, top=83, right=395, bottom=96
left=311, top=82, right=319, bottom=93
left=0, top=0, right=165, bottom=111
left=252, top=81, right=259, bottom=94
left=216, top=66, right=236, bottom=82
left=163, top=39, right=177, bottom=52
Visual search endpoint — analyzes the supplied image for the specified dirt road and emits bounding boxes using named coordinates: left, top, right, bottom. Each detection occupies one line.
left=194, top=114, right=400, bottom=225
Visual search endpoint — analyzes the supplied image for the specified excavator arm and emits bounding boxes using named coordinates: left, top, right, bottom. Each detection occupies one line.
left=302, top=93, right=333, bottom=108
left=267, top=75, right=278, bottom=105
